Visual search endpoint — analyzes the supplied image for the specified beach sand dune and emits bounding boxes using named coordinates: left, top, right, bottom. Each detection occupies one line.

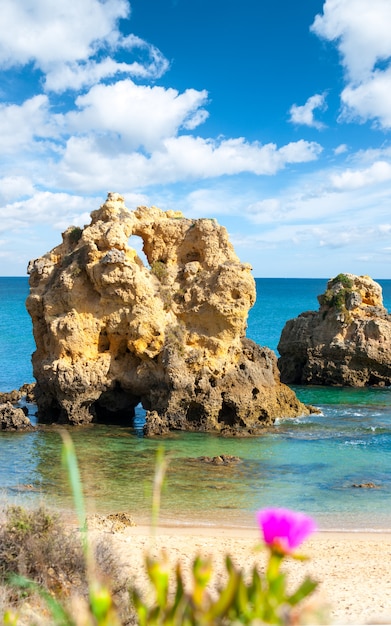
left=89, top=523, right=391, bottom=625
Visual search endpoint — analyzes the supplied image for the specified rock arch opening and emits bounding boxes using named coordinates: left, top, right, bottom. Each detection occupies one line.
left=127, top=235, right=149, bottom=266
left=92, top=384, right=141, bottom=426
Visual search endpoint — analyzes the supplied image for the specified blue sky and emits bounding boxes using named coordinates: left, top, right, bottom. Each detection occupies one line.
left=1, top=0, right=391, bottom=278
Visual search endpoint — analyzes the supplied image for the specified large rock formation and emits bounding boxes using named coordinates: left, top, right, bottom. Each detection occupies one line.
left=26, top=193, right=309, bottom=434
left=278, top=273, right=391, bottom=386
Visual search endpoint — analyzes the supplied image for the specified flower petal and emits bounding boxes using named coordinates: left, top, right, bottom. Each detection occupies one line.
left=256, top=508, right=316, bottom=553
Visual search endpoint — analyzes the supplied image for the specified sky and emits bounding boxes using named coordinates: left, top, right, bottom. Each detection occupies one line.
left=1, top=0, right=391, bottom=278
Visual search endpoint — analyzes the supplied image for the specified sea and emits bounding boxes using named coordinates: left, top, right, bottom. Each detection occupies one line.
left=1, top=276, right=391, bottom=532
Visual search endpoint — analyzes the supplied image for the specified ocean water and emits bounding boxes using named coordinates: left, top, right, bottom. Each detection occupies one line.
left=1, top=277, right=391, bottom=531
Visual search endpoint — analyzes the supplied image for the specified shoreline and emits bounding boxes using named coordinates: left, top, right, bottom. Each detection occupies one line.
left=128, top=522, right=391, bottom=537
left=7, top=496, right=391, bottom=535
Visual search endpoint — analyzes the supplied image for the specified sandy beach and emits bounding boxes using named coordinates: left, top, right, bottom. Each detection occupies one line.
left=88, top=520, right=391, bottom=625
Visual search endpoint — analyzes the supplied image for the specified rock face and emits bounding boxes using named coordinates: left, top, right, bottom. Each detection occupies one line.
left=0, top=384, right=36, bottom=405
left=0, top=402, right=35, bottom=431
left=278, top=273, right=391, bottom=386
left=26, top=193, right=309, bottom=434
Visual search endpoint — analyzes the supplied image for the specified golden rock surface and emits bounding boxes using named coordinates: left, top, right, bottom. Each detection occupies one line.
left=27, top=193, right=309, bottom=433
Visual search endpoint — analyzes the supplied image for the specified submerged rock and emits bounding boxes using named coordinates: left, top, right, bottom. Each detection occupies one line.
left=196, top=455, right=242, bottom=465
left=278, top=273, right=391, bottom=386
left=352, top=482, right=380, bottom=489
left=26, top=193, right=310, bottom=434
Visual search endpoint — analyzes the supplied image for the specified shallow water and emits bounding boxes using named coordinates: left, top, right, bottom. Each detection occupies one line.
left=1, top=278, right=391, bottom=530
left=3, top=388, right=391, bottom=530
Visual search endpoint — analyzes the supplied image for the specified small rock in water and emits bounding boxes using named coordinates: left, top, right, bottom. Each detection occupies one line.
left=351, top=482, right=380, bottom=489
left=196, top=455, right=241, bottom=465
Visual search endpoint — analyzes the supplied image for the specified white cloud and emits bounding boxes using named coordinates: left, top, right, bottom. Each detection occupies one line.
left=330, top=160, right=391, bottom=190
left=245, top=199, right=282, bottom=224
left=0, top=192, right=98, bottom=233
left=0, top=0, right=169, bottom=93
left=311, top=0, right=391, bottom=82
left=277, top=140, right=322, bottom=163
left=312, top=0, right=391, bottom=128
left=0, top=95, right=54, bottom=153
left=0, top=0, right=129, bottom=68
left=0, top=177, right=35, bottom=203
left=340, top=68, right=391, bottom=128
left=55, top=135, right=322, bottom=192
left=44, top=36, right=169, bottom=93
left=334, top=144, right=348, bottom=155
left=66, top=80, right=209, bottom=150
left=184, top=189, right=236, bottom=217
left=213, top=146, right=391, bottom=270
left=289, top=93, right=327, bottom=129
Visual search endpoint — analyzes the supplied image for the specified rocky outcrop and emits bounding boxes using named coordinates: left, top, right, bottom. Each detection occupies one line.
left=0, top=384, right=36, bottom=405
left=26, top=193, right=310, bottom=434
left=0, top=402, right=35, bottom=431
left=278, top=273, right=391, bottom=386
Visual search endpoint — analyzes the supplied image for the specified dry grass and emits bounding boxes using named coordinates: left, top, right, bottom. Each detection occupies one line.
left=0, top=505, right=135, bottom=625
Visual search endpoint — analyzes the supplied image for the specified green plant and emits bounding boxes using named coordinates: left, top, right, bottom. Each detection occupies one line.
left=68, top=227, right=83, bottom=245
left=132, top=508, right=319, bottom=625
left=0, top=505, right=85, bottom=594
left=164, top=323, right=186, bottom=356
left=60, top=431, right=122, bottom=626
left=151, top=261, right=169, bottom=283
left=330, top=273, right=354, bottom=289
left=161, top=287, right=173, bottom=311
left=320, top=273, right=354, bottom=319
left=1, top=434, right=123, bottom=626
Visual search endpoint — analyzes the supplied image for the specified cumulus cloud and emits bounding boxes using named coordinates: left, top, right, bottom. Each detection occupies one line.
left=66, top=80, right=209, bottom=150
left=312, top=0, right=391, bottom=128
left=340, top=68, right=391, bottom=128
left=0, top=0, right=128, bottom=68
left=0, top=192, right=97, bottom=232
left=0, top=95, right=54, bottom=153
left=55, top=135, right=322, bottom=192
left=0, top=177, right=35, bottom=203
left=289, top=93, right=327, bottom=129
left=0, top=0, right=169, bottom=93
left=330, top=160, right=391, bottom=190
left=311, top=0, right=391, bottom=82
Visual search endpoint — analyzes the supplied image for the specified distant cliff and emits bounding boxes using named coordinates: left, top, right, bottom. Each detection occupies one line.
left=26, top=193, right=309, bottom=434
left=278, top=273, right=391, bottom=386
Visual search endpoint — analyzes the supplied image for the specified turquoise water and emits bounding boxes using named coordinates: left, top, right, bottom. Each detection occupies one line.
left=1, top=277, right=391, bottom=530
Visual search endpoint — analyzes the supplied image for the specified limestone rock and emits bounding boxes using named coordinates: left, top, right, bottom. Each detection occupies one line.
left=27, top=193, right=310, bottom=433
left=0, top=383, right=36, bottom=405
left=278, top=273, right=391, bottom=386
left=0, top=402, right=35, bottom=431
left=196, top=455, right=242, bottom=465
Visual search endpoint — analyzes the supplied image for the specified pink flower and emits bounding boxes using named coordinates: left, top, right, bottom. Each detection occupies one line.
left=256, top=508, right=316, bottom=554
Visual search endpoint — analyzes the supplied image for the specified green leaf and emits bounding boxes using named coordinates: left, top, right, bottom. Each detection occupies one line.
left=60, top=431, right=88, bottom=556
left=207, top=561, right=241, bottom=620
left=287, top=576, right=318, bottom=606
